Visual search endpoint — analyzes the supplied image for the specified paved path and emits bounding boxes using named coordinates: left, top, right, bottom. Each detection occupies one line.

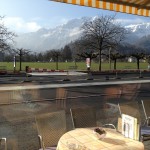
left=28, top=71, right=87, bottom=76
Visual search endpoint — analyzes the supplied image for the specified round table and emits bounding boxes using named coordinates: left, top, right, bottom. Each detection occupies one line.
left=56, top=128, right=144, bottom=150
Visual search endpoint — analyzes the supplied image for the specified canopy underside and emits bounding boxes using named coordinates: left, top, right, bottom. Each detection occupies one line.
left=50, top=0, right=150, bottom=17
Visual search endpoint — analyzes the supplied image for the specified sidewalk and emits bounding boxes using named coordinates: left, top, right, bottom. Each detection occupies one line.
left=0, top=71, right=27, bottom=77
left=28, top=71, right=87, bottom=76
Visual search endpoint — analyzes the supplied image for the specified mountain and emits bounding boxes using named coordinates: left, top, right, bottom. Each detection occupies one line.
left=14, top=18, right=86, bottom=51
left=14, top=18, right=150, bottom=52
left=125, top=23, right=150, bottom=36
left=136, top=35, right=150, bottom=50
left=124, top=23, right=150, bottom=43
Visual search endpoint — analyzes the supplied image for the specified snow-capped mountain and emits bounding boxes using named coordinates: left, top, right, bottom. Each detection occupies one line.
left=14, top=17, right=150, bottom=52
left=125, top=22, right=150, bottom=38
left=14, top=18, right=86, bottom=51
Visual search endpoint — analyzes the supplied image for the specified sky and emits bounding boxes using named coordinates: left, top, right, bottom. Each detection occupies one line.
left=0, top=0, right=150, bottom=33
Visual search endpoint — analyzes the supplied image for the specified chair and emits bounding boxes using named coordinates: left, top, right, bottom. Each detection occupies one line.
left=70, top=107, right=116, bottom=130
left=0, top=138, right=7, bottom=150
left=140, top=100, right=150, bottom=142
left=98, top=103, right=118, bottom=130
left=118, top=101, right=141, bottom=123
left=70, top=107, right=97, bottom=129
left=35, top=110, right=67, bottom=150
left=0, top=117, right=40, bottom=150
left=141, top=100, right=150, bottom=126
left=140, top=121, right=150, bottom=142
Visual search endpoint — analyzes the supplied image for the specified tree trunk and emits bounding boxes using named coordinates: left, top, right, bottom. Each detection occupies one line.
left=114, top=59, right=117, bottom=70
left=20, top=55, right=22, bottom=71
left=137, top=59, right=140, bottom=69
left=74, top=58, right=77, bottom=67
left=20, top=57, right=22, bottom=71
left=56, top=57, right=58, bottom=70
left=90, top=57, right=92, bottom=68
left=98, top=50, right=101, bottom=71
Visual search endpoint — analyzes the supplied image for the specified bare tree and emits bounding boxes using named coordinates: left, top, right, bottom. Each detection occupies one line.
left=130, top=46, right=146, bottom=70
left=50, top=50, right=61, bottom=70
left=0, top=16, right=16, bottom=51
left=70, top=40, right=86, bottom=62
left=104, top=52, right=126, bottom=70
left=146, top=55, right=150, bottom=65
left=103, top=44, right=127, bottom=70
left=77, top=50, right=98, bottom=69
left=72, top=38, right=98, bottom=65
left=62, top=45, right=72, bottom=62
left=81, top=15, right=127, bottom=71
left=13, top=48, right=30, bottom=71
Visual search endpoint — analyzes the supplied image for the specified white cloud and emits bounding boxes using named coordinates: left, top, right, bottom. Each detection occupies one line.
left=69, top=27, right=82, bottom=37
left=116, top=18, right=148, bottom=26
left=3, top=17, right=41, bottom=33
left=26, top=22, right=41, bottom=31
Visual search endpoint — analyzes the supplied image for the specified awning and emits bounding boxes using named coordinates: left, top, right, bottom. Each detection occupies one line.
left=50, top=0, right=150, bottom=17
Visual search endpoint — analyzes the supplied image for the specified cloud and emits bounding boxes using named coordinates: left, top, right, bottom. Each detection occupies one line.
left=3, top=17, right=41, bottom=33
left=116, top=18, right=149, bottom=26
left=69, top=27, right=82, bottom=37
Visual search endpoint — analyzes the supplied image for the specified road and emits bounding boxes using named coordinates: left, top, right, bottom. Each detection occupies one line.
left=0, top=70, right=150, bottom=84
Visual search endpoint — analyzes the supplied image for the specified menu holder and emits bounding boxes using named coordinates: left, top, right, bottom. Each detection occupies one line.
left=122, top=114, right=138, bottom=140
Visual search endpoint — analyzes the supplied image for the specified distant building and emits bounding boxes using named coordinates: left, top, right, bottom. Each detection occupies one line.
left=128, top=56, right=146, bottom=63
left=128, top=57, right=133, bottom=62
left=140, top=59, right=146, bottom=63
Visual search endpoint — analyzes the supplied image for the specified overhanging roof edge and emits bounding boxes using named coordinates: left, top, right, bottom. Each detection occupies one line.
left=50, top=0, right=150, bottom=17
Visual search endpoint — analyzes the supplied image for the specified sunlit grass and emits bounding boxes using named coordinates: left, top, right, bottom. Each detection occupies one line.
left=0, top=61, right=148, bottom=71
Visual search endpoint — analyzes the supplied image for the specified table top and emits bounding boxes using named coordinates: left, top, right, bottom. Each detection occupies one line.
left=56, top=128, right=144, bottom=150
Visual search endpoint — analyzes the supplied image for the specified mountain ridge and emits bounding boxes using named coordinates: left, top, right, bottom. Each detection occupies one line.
left=14, top=17, right=150, bottom=52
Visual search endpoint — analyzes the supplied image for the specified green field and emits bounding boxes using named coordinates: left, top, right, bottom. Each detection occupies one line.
left=0, top=61, right=149, bottom=71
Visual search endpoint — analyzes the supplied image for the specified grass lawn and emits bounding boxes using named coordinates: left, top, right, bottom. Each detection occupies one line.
left=0, top=61, right=149, bottom=71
